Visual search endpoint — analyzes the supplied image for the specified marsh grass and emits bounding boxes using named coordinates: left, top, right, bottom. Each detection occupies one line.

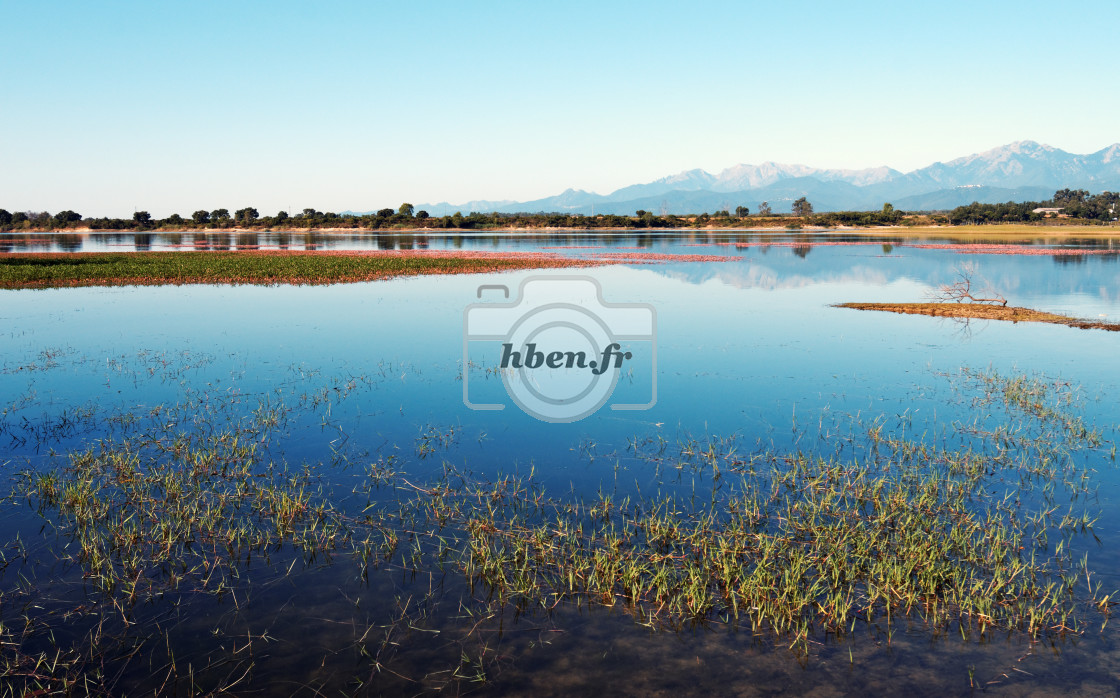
left=0, top=251, right=604, bottom=289
left=0, top=356, right=1115, bottom=694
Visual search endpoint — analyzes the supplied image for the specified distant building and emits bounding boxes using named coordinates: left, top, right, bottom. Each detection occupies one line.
left=1032, top=207, right=1063, bottom=216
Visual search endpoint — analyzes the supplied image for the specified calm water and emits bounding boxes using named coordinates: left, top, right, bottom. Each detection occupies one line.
left=2, top=232, right=1119, bottom=695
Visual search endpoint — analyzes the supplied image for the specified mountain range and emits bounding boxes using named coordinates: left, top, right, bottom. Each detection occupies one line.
left=397, top=141, right=1120, bottom=216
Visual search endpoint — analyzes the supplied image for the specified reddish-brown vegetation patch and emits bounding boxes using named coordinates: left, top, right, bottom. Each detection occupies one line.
left=581, top=251, right=742, bottom=263
left=904, top=244, right=1117, bottom=256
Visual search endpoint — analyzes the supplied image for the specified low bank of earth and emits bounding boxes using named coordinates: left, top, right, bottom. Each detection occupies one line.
left=836, top=302, right=1120, bottom=331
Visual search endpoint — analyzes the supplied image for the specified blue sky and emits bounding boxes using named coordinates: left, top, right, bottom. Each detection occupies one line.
left=2, top=0, right=1117, bottom=217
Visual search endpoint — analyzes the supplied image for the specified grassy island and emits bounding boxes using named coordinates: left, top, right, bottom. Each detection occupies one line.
left=0, top=250, right=606, bottom=289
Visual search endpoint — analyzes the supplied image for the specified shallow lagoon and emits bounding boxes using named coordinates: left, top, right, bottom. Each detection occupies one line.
left=2, top=233, right=1120, bottom=695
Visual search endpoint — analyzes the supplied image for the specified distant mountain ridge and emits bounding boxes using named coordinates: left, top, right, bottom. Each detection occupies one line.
left=396, top=141, right=1120, bottom=216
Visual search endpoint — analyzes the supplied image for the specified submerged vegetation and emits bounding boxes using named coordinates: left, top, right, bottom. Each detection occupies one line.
left=0, top=349, right=1114, bottom=694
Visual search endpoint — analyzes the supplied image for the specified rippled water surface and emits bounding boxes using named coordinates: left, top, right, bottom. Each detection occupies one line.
left=2, top=231, right=1119, bottom=695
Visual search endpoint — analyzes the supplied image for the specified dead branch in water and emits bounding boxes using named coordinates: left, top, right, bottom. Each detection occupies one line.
left=928, top=263, right=1007, bottom=306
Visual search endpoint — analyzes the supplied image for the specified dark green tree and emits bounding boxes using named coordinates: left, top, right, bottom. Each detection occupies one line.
left=399, top=203, right=415, bottom=217
left=416, top=210, right=429, bottom=220
left=52, top=210, right=82, bottom=227
left=133, top=211, right=152, bottom=225
left=735, top=205, right=749, bottom=218
left=211, top=209, right=230, bottom=223
left=792, top=197, right=813, bottom=216
left=376, top=208, right=395, bottom=218
left=1052, top=188, right=1089, bottom=204
left=0, top=209, right=11, bottom=225
left=276, top=210, right=289, bottom=222
left=235, top=207, right=259, bottom=225
left=192, top=210, right=210, bottom=224
left=757, top=201, right=772, bottom=216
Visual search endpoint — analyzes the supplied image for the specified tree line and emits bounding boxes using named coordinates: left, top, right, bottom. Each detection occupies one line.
left=0, top=199, right=906, bottom=231
left=2, top=190, right=1116, bottom=232
left=946, top=189, right=1119, bottom=224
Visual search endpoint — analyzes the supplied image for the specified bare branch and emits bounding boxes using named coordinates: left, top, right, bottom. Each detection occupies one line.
left=926, top=263, right=1007, bottom=306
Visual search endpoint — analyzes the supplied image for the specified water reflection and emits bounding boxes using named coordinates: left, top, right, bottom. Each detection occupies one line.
left=4, top=231, right=1120, bottom=318
left=2, top=256, right=1119, bottom=695
left=5, top=228, right=1120, bottom=255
